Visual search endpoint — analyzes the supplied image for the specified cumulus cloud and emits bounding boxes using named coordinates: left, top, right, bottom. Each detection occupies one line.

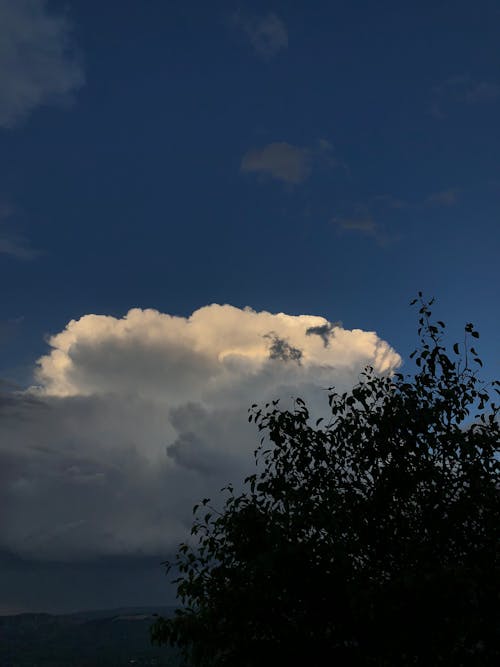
left=241, top=142, right=310, bottom=184
left=233, top=11, right=288, bottom=58
left=0, top=0, right=84, bottom=128
left=0, top=304, right=401, bottom=562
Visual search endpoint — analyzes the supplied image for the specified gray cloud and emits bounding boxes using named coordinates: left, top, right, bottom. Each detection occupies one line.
left=233, top=11, right=288, bottom=58
left=306, top=323, right=341, bottom=348
left=167, top=402, right=251, bottom=476
left=0, top=0, right=84, bottom=128
left=0, top=550, right=175, bottom=614
left=241, top=142, right=310, bottom=184
left=264, top=333, right=303, bottom=364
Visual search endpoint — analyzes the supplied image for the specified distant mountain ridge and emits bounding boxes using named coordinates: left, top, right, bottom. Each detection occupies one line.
left=0, top=606, right=179, bottom=666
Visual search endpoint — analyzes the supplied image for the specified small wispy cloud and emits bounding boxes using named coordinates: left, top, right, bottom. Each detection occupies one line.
left=232, top=11, right=288, bottom=59
left=0, top=0, right=84, bottom=128
left=0, top=236, right=39, bottom=260
left=426, top=188, right=460, bottom=207
left=241, top=142, right=310, bottom=184
left=332, top=215, right=378, bottom=235
left=241, top=138, right=344, bottom=185
left=331, top=214, right=396, bottom=247
left=331, top=195, right=404, bottom=246
left=430, top=75, right=500, bottom=118
left=465, top=81, right=500, bottom=104
left=315, top=138, right=349, bottom=172
left=0, top=201, right=39, bottom=260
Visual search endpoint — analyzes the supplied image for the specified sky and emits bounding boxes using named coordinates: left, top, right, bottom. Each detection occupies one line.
left=0, top=0, right=499, bottom=614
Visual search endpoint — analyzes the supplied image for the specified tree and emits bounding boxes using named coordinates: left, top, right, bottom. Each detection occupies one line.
left=151, top=296, right=500, bottom=665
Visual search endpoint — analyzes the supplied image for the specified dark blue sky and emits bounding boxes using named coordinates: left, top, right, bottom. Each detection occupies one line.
left=0, top=0, right=499, bottom=614
left=1, top=0, right=499, bottom=382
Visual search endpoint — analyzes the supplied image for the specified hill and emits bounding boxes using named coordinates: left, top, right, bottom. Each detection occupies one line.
left=0, top=607, right=179, bottom=667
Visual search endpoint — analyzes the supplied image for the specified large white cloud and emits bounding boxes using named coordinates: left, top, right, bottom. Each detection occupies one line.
left=0, top=305, right=401, bottom=561
left=0, top=0, right=84, bottom=128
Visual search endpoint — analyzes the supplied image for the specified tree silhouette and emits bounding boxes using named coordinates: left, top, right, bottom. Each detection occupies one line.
left=152, top=296, right=500, bottom=665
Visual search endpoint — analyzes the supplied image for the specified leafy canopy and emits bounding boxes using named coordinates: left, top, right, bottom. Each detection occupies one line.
left=152, top=296, right=500, bottom=665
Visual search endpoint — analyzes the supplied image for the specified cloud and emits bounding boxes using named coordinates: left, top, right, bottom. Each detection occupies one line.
left=331, top=214, right=397, bottom=247
left=426, top=188, right=459, bottom=207
left=306, top=322, right=341, bottom=348
left=0, top=0, right=84, bottom=128
left=0, top=201, right=39, bottom=259
left=330, top=212, right=396, bottom=247
left=430, top=75, right=500, bottom=118
left=0, top=304, right=401, bottom=564
left=332, top=215, right=378, bottom=235
left=241, top=142, right=310, bottom=184
left=0, top=234, right=39, bottom=259
left=240, top=139, right=345, bottom=186
left=233, top=11, right=288, bottom=58
left=464, top=81, right=500, bottom=104
left=0, top=550, right=175, bottom=614
left=264, top=333, right=303, bottom=363
left=330, top=194, right=409, bottom=246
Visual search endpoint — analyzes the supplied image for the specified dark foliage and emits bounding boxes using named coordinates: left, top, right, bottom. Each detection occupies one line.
left=152, top=296, right=500, bottom=665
